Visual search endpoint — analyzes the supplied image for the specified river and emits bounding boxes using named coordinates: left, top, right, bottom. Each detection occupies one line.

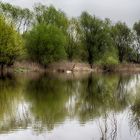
left=0, top=72, right=140, bottom=140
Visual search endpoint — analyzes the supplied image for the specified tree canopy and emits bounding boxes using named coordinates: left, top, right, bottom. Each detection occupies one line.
left=133, top=21, right=140, bottom=62
left=0, top=16, right=23, bottom=70
left=80, top=12, right=118, bottom=66
left=111, top=22, right=133, bottom=63
left=0, top=1, right=140, bottom=69
left=25, top=24, right=67, bottom=66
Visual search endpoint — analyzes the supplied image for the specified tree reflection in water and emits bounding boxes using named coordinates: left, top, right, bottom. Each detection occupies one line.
left=0, top=73, right=139, bottom=139
left=129, top=75, right=140, bottom=139
left=25, top=74, right=71, bottom=132
left=0, top=73, right=30, bottom=133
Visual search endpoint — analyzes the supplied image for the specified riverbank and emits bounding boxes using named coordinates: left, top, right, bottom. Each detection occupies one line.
left=10, top=61, right=140, bottom=73
left=13, top=61, right=104, bottom=73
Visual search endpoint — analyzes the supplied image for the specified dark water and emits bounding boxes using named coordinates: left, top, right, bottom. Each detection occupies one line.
left=0, top=72, right=140, bottom=140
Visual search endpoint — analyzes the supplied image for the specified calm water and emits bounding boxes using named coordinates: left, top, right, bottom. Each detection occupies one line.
left=0, top=72, right=140, bottom=140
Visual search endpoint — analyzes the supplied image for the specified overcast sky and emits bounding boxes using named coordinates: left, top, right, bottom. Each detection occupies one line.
left=2, top=0, right=140, bottom=27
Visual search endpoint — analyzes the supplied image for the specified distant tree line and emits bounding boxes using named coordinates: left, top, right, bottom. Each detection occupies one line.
left=0, top=2, right=140, bottom=69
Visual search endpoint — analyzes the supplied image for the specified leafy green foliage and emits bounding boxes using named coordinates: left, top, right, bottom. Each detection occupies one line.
left=0, top=16, right=23, bottom=68
left=134, top=21, right=140, bottom=37
left=25, top=24, right=67, bottom=66
left=34, top=4, right=68, bottom=33
left=112, top=22, right=133, bottom=63
left=1, top=1, right=140, bottom=67
left=80, top=12, right=118, bottom=66
left=66, top=18, right=84, bottom=61
left=0, top=2, right=33, bottom=32
left=133, top=21, right=140, bottom=62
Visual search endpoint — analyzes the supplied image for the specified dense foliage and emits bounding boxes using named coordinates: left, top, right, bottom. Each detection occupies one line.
left=133, top=21, right=140, bottom=62
left=0, top=2, right=33, bottom=32
left=0, top=16, right=23, bottom=70
left=25, top=24, right=66, bottom=66
left=80, top=12, right=118, bottom=66
left=111, top=22, right=133, bottom=63
left=0, top=2, right=140, bottom=68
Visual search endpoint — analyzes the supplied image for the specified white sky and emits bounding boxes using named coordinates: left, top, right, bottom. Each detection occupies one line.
left=2, top=0, right=140, bottom=27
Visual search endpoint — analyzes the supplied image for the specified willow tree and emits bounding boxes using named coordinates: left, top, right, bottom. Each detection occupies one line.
left=133, top=21, right=140, bottom=63
left=66, top=18, right=83, bottom=61
left=80, top=12, right=118, bottom=66
left=34, top=4, right=68, bottom=33
left=0, top=16, right=23, bottom=71
left=112, top=22, right=133, bottom=63
left=0, top=2, right=33, bottom=32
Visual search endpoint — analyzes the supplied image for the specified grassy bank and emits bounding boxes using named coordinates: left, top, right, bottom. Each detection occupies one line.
left=8, top=61, right=140, bottom=74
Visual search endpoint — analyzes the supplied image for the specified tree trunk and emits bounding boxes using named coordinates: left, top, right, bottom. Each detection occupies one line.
left=1, top=65, right=4, bottom=71
left=0, top=64, right=4, bottom=76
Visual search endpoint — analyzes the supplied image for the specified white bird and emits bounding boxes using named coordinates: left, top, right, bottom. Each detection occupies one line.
left=66, top=70, right=72, bottom=74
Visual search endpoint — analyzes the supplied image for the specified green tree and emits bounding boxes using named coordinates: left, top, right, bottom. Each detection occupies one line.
left=0, top=16, right=23, bottom=71
left=25, top=24, right=67, bottom=66
left=80, top=12, right=118, bottom=66
left=112, top=22, right=133, bottom=63
left=0, top=2, right=33, bottom=32
left=34, top=4, right=68, bottom=33
left=133, top=21, right=140, bottom=63
left=66, top=18, right=83, bottom=61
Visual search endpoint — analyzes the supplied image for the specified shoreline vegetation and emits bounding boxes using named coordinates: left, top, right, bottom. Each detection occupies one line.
left=0, top=2, right=140, bottom=74
left=5, top=61, right=140, bottom=74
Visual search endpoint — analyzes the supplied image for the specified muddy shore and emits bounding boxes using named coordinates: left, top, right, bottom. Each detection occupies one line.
left=10, top=61, right=140, bottom=74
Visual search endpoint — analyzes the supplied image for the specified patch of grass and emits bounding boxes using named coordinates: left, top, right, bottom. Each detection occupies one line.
left=14, top=67, right=30, bottom=73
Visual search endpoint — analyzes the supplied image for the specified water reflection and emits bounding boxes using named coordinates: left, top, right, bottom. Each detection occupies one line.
left=0, top=73, right=30, bottom=133
left=25, top=74, right=71, bottom=132
left=130, top=81, right=140, bottom=138
left=0, top=72, right=140, bottom=139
